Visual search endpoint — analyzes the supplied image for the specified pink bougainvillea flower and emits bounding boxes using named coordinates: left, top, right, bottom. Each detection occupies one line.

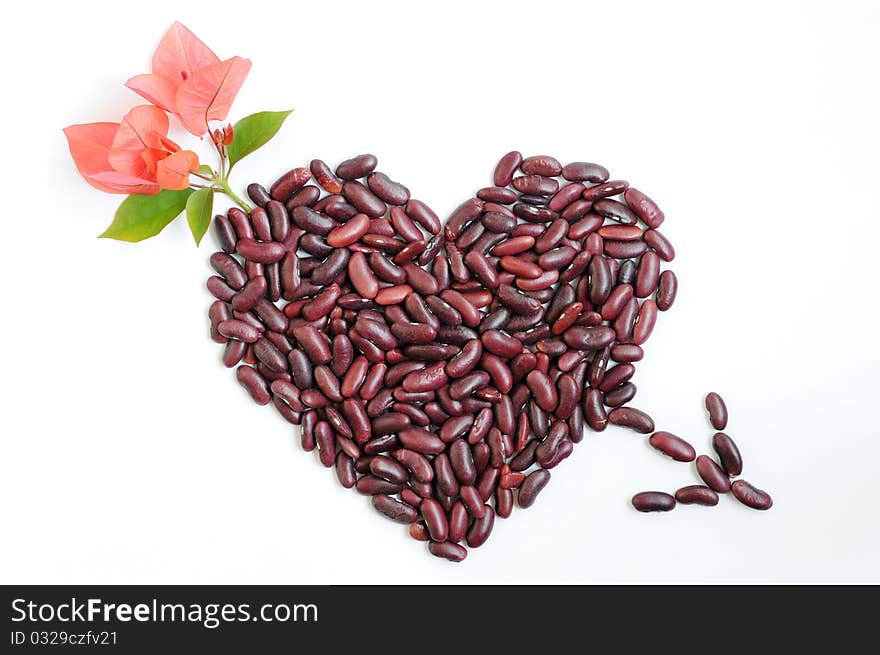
left=64, top=105, right=199, bottom=194
left=126, top=22, right=251, bottom=137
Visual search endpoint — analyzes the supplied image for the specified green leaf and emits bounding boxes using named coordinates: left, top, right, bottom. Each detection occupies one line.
left=186, top=187, right=215, bottom=245
left=226, top=109, right=293, bottom=171
left=99, top=189, right=195, bottom=242
left=196, top=164, right=215, bottom=177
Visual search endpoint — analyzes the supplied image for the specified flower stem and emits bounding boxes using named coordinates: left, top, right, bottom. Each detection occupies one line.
left=217, top=178, right=252, bottom=212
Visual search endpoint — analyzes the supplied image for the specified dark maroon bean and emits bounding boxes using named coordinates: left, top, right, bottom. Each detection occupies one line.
left=405, top=199, right=441, bottom=235
left=227, top=207, right=254, bottom=240
left=334, top=452, right=357, bottom=489
left=342, top=180, right=386, bottom=219
left=291, top=206, right=335, bottom=235
left=635, top=251, right=661, bottom=298
left=582, top=180, right=629, bottom=201
left=367, top=171, right=410, bottom=205
left=398, top=427, right=445, bottom=455
left=218, top=319, right=260, bottom=343
left=420, top=498, right=449, bottom=541
left=548, top=183, right=586, bottom=213
left=307, top=159, right=341, bottom=194
left=335, top=153, right=377, bottom=180
left=705, top=392, right=729, bottom=430
left=562, top=161, right=609, bottom=183
left=610, top=344, right=643, bottom=363
left=512, top=175, right=559, bottom=195
left=222, top=340, right=247, bottom=367
left=449, top=438, right=476, bottom=486
left=509, top=440, right=539, bottom=472
left=247, top=183, right=271, bottom=208
left=208, top=300, right=231, bottom=343
left=588, top=255, right=612, bottom=305
left=285, top=185, right=321, bottom=211
left=608, top=407, right=654, bottom=434
left=604, top=382, right=637, bottom=407
left=675, top=485, right=719, bottom=506
left=624, top=187, right=665, bottom=228
left=517, top=469, right=551, bottom=508
left=604, top=240, right=648, bottom=259
left=632, top=299, right=658, bottom=346
left=393, top=448, right=434, bottom=483
left=656, top=270, right=677, bottom=311
left=712, top=432, right=743, bottom=476
left=445, top=198, right=483, bottom=241
left=236, top=238, right=285, bottom=265
left=598, top=363, right=635, bottom=393
left=428, top=540, right=467, bottom=562
left=649, top=431, right=696, bottom=462
left=254, top=337, right=287, bottom=373
left=520, top=155, right=561, bottom=176
left=562, top=326, right=615, bottom=351
left=731, top=480, right=773, bottom=510
left=594, top=198, right=637, bottom=225
left=207, top=275, right=236, bottom=302
left=210, top=252, right=247, bottom=289
left=644, top=229, right=675, bottom=261
left=213, top=215, right=237, bottom=253
left=434, top=454, right=460, bottom=497
left=526, top=369, right=557, bottom=412
left=236, top=365, right=270, bottom=405
left=270, top=167, right=311, bottom=201
left=291, top=324, right=331, bottom=364
left=584, top=388, right=608, bottom=431
left=477, top=186, right=518, bottom=204
left=370, top=455, right=409, bottom=485
left=696, top=455, right=732, bottom=493
left=513, top=203, right=559, bottom=222
left=230, top=276, right=267, bottom=312
left=371, top=494, right=418, bottom=523
left=263, top=201, right=289, bottom=243
left=493, top=151, right=522, bottom=187
left=465, top=505, right=495, bottom=549
left=356, top=476, right=403, bottom=495
left=631, top=492, right=676, bottom=512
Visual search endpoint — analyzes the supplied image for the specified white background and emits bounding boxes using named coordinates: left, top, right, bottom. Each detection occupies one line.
left=1, top=0, right=878, bottom=584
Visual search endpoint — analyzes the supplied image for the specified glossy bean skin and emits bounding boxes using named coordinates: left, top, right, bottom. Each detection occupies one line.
left=624, top=187, right=665, bottom=228
left=517, top=469, right=550, bottom=508
left=631, top=492, right=676, bottom=512
left=428, top=540, right=468, bottom=562
left=493, top=150, right=523, bottom=187
left=648, top=431, right=697, bottom=462
left=696, top=455, right=732, bottom=493
left=608, top=407, right=654, bottom=434
left=372, top=494, right=419, bottom=523
left=731, top=480, right=773, bottom=510
left=656, top=270, right=678, bottom=311
left=336, top=153, right=378, bottom=180
left=675, top=485, right=719, bottom=506
left=562, top=161, right=609, bottom=182
left=705, top=392, right=729, bottom=430
left=712, top=432, right=743, bottom=476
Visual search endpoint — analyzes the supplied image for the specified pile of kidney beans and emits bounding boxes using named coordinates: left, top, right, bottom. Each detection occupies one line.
left=206, top=151, right=768, bottom=563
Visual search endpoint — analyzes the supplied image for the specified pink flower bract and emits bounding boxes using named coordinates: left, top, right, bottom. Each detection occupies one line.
left=126, top=22, right=250, bottom=136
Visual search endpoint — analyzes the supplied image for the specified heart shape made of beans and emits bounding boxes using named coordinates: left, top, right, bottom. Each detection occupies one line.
left=206, top=152, right=677, bottom=562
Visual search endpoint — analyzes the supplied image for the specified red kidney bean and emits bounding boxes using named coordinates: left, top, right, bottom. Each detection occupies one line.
left=420, top=498, right=449, bottom=541
left=367, top=171, right=410, bottom=205
left=598, top=363, right=635, bottom=393
left=562, top=161, right=609, bottom=182
left=649, top=431, right=697, bottom=462
left=246, top=183, right=271, bottom=208
left=675, top=485, right=719, bottom=506
left=493, top=151, right=523, bottom=187
left=731, top=480, right=773, bottom=510
left=610, top=344, right=643, bottom=362
left=210, top=252, right=248, bottom=289
left=477, top=186, right=518, bottom=204
left=428, top=540, right=467, bottom=562
left=712, top=432, right=743, bottom=476
left=584, top=388, right=608, bottom=431
left=632, top=299, right=658, bottom=345
left=270, top=167, right=311, bottom=201
left=335, top=452, right=357, bottom=489
left=631, top=492, right=675, bottom=512
left=371, top=495, right=418, bottom=523
left=644, top=229, right=675, bottom=261
left=624, top=187, right=665, bottom=228
left=655, top=270, right=677, bottom=311
left=309, top=159, right=343, bottom=193
left=520, top=155, right=562, bottom=176
left=608, top=407, right=654, bottom=433
left=696, top=455, right=732, bottom=493
left=517, top=469, right=550, bottom=508
left=705, top=392, right=728, bottom=430
left=635, top=252, right=660, bottom=299
left=604, top=382, right=636, bottom=407
left=512, top=175, right=559, bottom=195
left=236, top=365, right=271, bottom=405
left=404, top=199, right=440, bottom=235
left=218, top=319, right=261, bottom=343
left=604, top=240, right=648, bottom=259
left=335, top=153, right=377, bottom=180
left=466, top=505, right=495, bottom=548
